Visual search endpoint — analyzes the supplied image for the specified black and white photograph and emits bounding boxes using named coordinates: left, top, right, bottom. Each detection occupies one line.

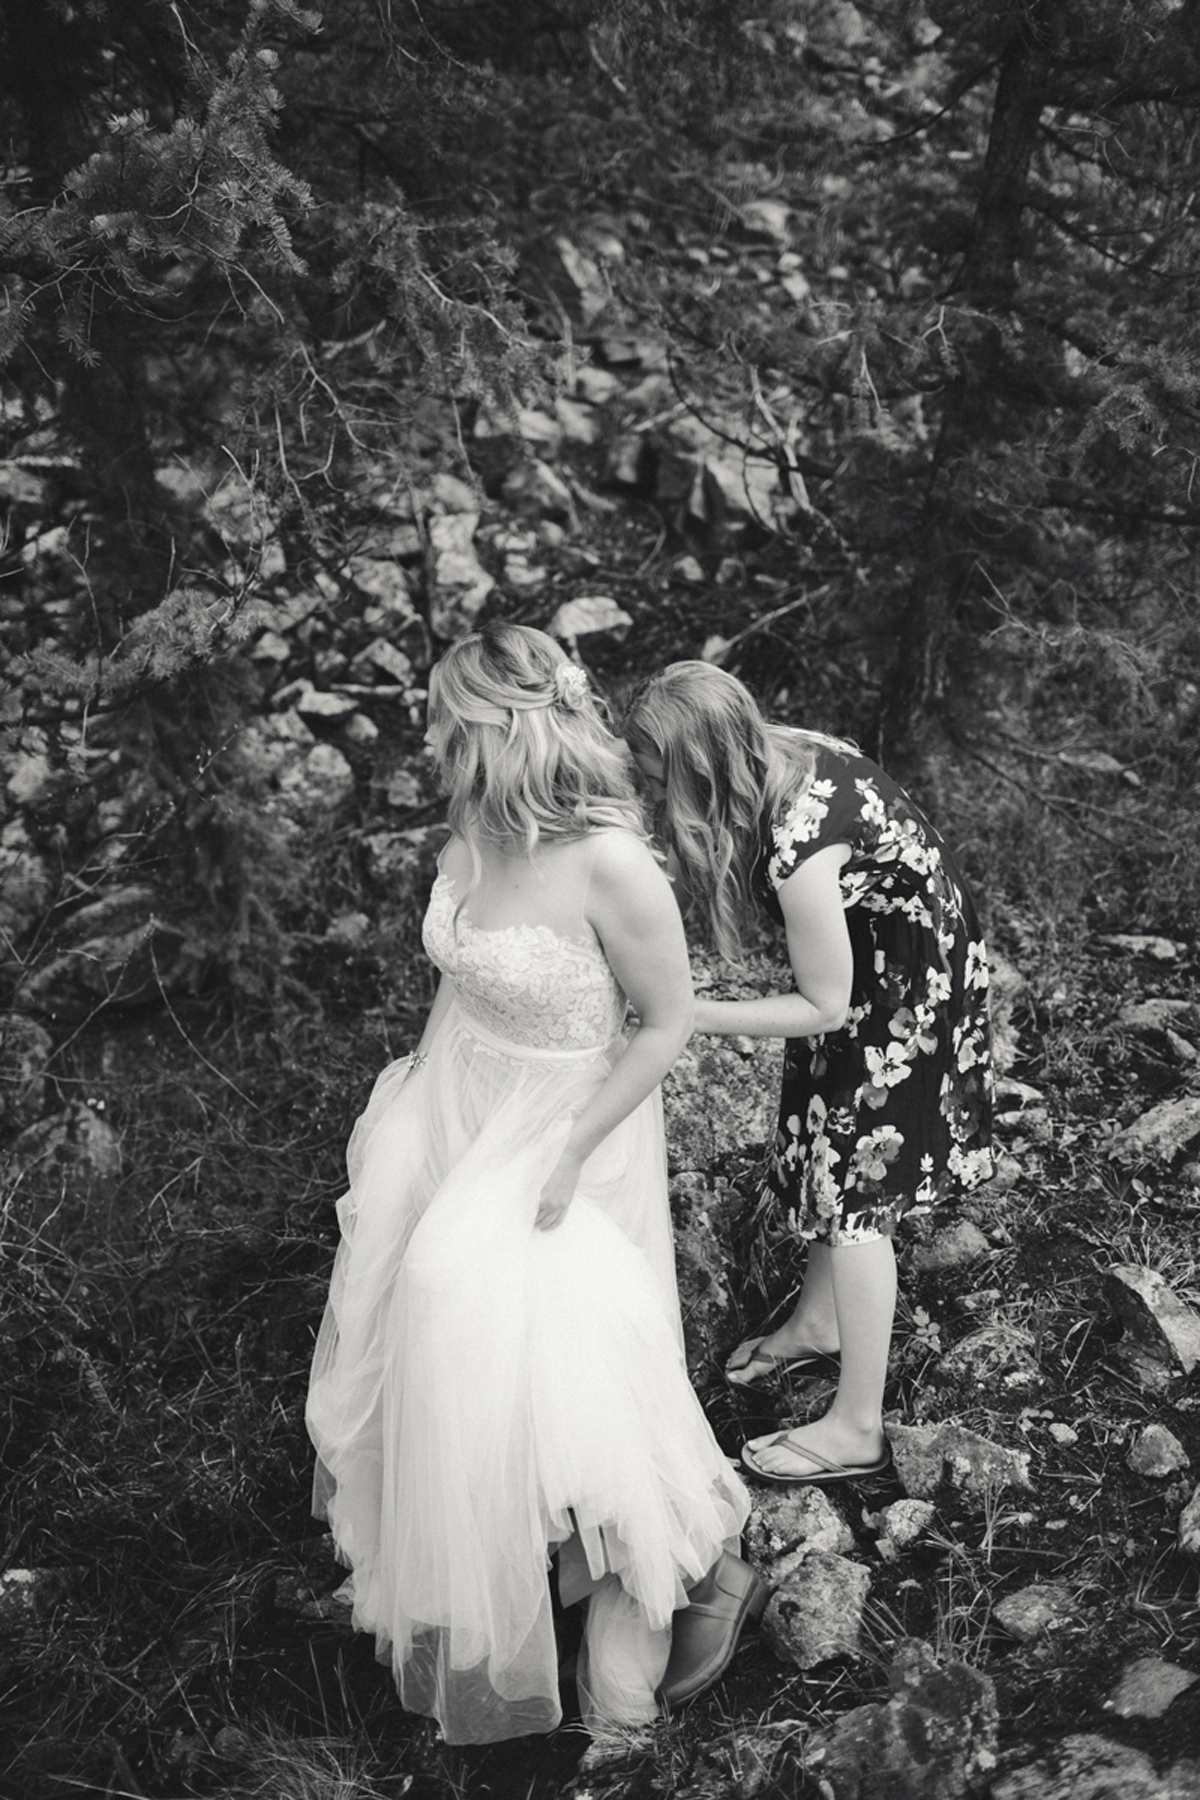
left=2, top=3, right=1199, bottom=1796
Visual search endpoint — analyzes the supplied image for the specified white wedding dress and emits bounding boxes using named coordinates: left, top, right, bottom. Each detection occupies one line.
left=305, top=852, right=749, bottom=1744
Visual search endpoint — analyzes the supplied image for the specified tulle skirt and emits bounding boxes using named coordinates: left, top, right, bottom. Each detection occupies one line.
left=305, top=998, right=748, bottom=1744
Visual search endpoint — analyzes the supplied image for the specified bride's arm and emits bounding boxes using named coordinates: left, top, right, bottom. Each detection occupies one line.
left=535, top=832, right=694, bottom=1230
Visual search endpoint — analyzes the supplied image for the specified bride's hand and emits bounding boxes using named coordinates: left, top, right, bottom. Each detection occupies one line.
left=535, top=1147, right=583, bottom=1230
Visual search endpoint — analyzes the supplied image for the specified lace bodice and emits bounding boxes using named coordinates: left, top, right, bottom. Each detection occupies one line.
left=422, top=873, right=626, bottom=1051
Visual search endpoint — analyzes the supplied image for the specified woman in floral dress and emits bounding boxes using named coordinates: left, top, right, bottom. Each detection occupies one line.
left=624, top=663, right=993, bottom=1485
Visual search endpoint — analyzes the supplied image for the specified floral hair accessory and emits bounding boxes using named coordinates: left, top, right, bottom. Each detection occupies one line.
left=553, top=662, right=589, bottom=710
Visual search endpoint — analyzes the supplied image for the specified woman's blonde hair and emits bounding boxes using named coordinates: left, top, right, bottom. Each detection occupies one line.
left=427, top=622, right=645, bottom=862
left=623, top=662, right=841, bottom=959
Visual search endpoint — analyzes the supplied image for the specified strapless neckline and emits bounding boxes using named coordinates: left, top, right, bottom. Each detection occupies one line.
left=431, top=870, right=601, bottom=956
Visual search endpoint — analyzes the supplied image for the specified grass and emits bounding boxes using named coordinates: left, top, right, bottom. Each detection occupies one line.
left=3, top=499, right=1199, bottom=1795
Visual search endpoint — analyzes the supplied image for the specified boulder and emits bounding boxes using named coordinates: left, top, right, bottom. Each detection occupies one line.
left=885, top=1419, right=1033, bottom=1502
left=803, top=1640, right=999, bottom=1800
left=909, top=1221, right=991, bottom=1274
left=0, top=819, right=54, bottom=944
left=1119, top=998, right=1200, bottom=1034
left=12, top=1101, right=122, bottom=1185
left=500, top=458, right=574, bottom=521
left=1179, top=1484, right=1200, bottom=1555
left=0, top=1012, right=54, bottom=1130
left=1106, top=1656, right=1198, bottom=1720
left=427, top=513, right=495, bottom=639
left=992, top=1582, right=1077, bottom=1642
left=1127, top=1424, right=1189, bottom=1478
left=346, top=556, right=413, bottom=614
left=991, top=1734, right=1199, bottom=1800
left=1104, top=1264, right=1200, bottom=1375
left=987, top=951, right=1027, bottom=1076
left=761, top=1552, right=870, bottom=1669
left=546, top=595, right=633, bottom=645
left=1096, top=934, right=1182, bottom=962
left=276, top=742, right=355, bottom=815
left=744, top=1482, right=854, bottom=1576
left=878, top=1498, right=936, bottom=1551
left=1110, top=1098, right=1200, bottom=1167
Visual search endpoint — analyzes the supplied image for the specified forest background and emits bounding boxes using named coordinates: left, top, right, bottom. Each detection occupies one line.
left=2, top=2, right=1200, bottom=1797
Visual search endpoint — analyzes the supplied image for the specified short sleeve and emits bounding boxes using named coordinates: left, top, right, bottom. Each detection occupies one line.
left=766, top=758, right=862, bottom=890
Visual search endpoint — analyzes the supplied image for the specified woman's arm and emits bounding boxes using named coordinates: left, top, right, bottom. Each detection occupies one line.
left=692, top=842, right=854, bottom=1039
left=536, top=833, right=694, bottom=1229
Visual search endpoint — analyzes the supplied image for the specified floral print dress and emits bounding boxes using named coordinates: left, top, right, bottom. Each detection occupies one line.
left=756, top=743, right=994, bottom=1246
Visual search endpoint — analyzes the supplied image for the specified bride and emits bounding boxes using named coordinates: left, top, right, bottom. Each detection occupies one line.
left=305, top=622, right=762, bottom=1744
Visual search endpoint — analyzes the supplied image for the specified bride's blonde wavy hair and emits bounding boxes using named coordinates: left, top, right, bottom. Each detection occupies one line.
left=623, top=662, right=844, bottom=960
left=427, top=622, right=646, bottom=866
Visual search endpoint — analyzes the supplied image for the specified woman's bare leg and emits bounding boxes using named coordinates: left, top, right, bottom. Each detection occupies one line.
left=744, top=1236, right=896, bottom=1477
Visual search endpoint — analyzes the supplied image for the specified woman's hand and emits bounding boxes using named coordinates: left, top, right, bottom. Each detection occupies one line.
left=535, top=1146, right=584, bottom=1231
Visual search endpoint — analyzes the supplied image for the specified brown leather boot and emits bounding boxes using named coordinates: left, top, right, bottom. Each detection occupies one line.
left=656, top=1552, right=769, bottom=1708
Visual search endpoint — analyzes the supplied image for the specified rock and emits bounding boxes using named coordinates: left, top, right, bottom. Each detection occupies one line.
left=12, top=1101, right=122, bottom=1185
left=0, top=820, right=54, bottom=943
left=663, top=1034, right=780, bottom=1172
left=605, top=431, right=653, bottom=489
left=910, top=1221, right=991, bottom=1274
left=431, top=471, right=479, bottom=513
left=0, top=463, right=48, bottom=506
left=993, top=1582, right=1076, bottom=1642
left=502, top=554, right=548, bottom=590
left=324, top=911, right=372, bottom=948
left=6, top=736, right=58, bottom=809
left=878, top=1498, right=936, bottom=1550
left=277, top=743, right=355, bottom=814
left=739, top=198, right=794, bottom=242
left=745, top=1483, right=854, bottom=1576
left=500, top=458, right=574, bottom=520
left=574, top=366, right=622, bottom=405
left=1119, top=998, right=1200, bottom=1034
left=427, top=512, right=495, bottom=639
left=991, top=1734, right=1200, bottom=1800
left=516, top=408, right=563, bottom=456
left=0, top=1012, right=54, bottom=1130
left=289, top=682, right=360, bottom=722
left=251, top=628, right=292, bottom=664
left=1107, top=1656, right=1199, bottom=1720
left=554, top=397, right=599, bottom=446
left=1179, top=1484, right=1200, bottom=1554
left=988, top=951, right=1028, bottom=1076
left=1096, top=933, right=1182, bottom=962
left=346, top=556, right=414, bottom=613
left=0, top=1568, right=69, bottom=1629
left=885, top=1419, right=1033, bottom=1502
left=803, top=1640, right=998, bottom=1800
left=1111, top=1097, right=1200, bottom=1166
left=546, top=595, right=633, bottom=646
left=349, top=640, right=416, bottom=686
left=761, top=1552, right=870, bottom=1669
left=1104, top=1264, right=1200, bottom=1375
left=361, top=827, right=442, bottom=891
left=1128, top=1424, right=1189, bottom=1477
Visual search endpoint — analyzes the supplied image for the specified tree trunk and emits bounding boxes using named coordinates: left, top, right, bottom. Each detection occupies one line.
left=877, top=13, right=1051, bottom=765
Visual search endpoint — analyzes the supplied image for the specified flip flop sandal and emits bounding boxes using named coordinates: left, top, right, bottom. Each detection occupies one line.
left=724, top=1336, right=841, bottom=1388
left=740, top=1432, right=892, bottom=1486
